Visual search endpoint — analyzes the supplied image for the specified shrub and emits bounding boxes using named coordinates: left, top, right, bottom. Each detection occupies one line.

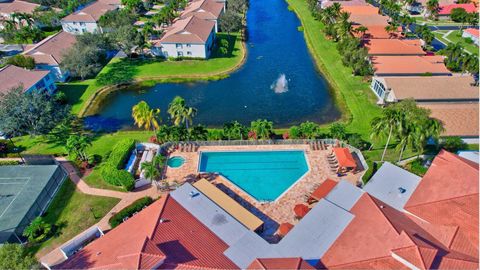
left=109, top=197, right=154, bottom=228
left=441, top=136, right=466, bottom=153
left=0, top=160, right=20, bottom=166
left=108, top=139, right=135, bottom=169
left=100, top=139, right=136, bottom=190
left=6, top=55, right=35, bottom=70
left=22, top=217, right=52, bottom=243
left=347, top=134, right=371, bottom=150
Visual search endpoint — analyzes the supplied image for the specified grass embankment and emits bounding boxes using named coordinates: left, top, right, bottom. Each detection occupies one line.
left=286, top=0, right=382, bottom=138
left=59, top=33, right=245, bottom=116
left=28, top=180, right=120, bottom=256
left=433, top=30, right=479, bottom=55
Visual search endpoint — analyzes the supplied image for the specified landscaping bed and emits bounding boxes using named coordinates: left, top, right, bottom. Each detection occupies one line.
left=109, top=197, right=154, bottom=228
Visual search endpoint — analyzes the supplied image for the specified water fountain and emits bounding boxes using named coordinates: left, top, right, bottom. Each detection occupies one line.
left=271, top=73, right=289, bottom=93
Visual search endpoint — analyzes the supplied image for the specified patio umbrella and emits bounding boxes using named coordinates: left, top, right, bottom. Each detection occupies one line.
left=294, top=204, right=310, bottom=218
left=277, top=222, right=294, bottom=236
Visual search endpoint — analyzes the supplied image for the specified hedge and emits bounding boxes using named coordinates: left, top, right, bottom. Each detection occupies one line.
left=0, top=160, right=20, bottom=166
left=109, top=196, right=154, bottom=228
left=100, top=139, right=136, bottom=191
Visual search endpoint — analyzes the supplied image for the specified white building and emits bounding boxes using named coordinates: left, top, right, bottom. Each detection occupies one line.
left=462, top=28, right=479, bottom=46
left=23, top=31, right=76, bottom=82
left=60, top=0, right=118, bottom=34
left=0, top=65, right=56, bottom=95
left=152, top=15, right=216, bottom=59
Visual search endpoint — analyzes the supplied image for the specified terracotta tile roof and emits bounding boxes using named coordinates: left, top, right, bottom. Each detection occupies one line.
left=419, top=103, right=479, bottom=137
left=24, top=31, right=76, bottom=66
left=371, top=55, right=451, bottom=76
left=61, top=1, right=117, bottom=23
left=364, top=39, right=425, bottom=56
left=248, top=258, right=314, bottom=269
left=438, top=3, right=477, bottom=15
left=309, top=178, right=338, bottom=202
left=321, top=0, right=369, bottom=8
left=342, top=5, right=379, bottom=15
left=353, top=25, right=402, bottom=39
left=0, top=65, right=49, bottom=94
left=180, top=0, right=224, bottom=21
left=464, top=28, right=479, bottom=38
left=405, top=150, right=479, bottom=246
left=0, top=0, right=40, bottom=15
left=381, top=76, right=479, bottom=101
left=159, top=15, right=215, bottom=44
left=333, top=147, right=356, bottom=168
left=55, top=195, right=237, bottom=270
left=349, top=13, right=390, bottom=26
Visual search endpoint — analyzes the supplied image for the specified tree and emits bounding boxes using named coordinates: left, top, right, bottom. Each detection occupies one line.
left=65, top=135, right=91, bottom=162
left=415, top=25, right=434, bottom=45
left=250, top=119, right=273, bottom=140
left=167, top=96, right=197, bottom=129
left=223, top=121, right=248, bottom=140
left=354, top=25, right=368, bottom=39
left=399, top=15, right=415, bottom=35
left=132, top=101, right=161, bottom=131
left=441, top=136, right=466, bottom=152
left=385, top=23, right=399, bottom=38
left=0, top=244, right=39, bottom=270
left=296, top=121, right=321, bottom=139
left=329, top=122, right=347, bottom=140
left=122, top=0, right=144, bottom=12
left=189, top=125, right=208, bottom=140
left=141, top=160, right=160, bottom=181
left=370, top=107, right=402, bottom=161
left=450, top=7, right=468, bottom=23
left=23, top=217, right=52, bottom=243
left=0, top=87, right=70, bottom=137
left=219, top=10, right=243, bottom=33
left=426, top=0, right=439, bottom=18
left=6, top=55, right=35, bottom=69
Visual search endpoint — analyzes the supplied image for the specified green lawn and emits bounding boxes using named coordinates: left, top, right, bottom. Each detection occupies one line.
left=28, top=180, right=120, bottom=257
left=446, top=30, right=479, bottom=55
left=60, top=33, right=245, bottom=116
left=414, top=17, right=463, bottom=26
left=287, top=0, right=382, bottom=138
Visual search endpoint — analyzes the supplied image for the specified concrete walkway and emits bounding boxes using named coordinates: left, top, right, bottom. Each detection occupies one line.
left=40, top=159, right=163, bottom=267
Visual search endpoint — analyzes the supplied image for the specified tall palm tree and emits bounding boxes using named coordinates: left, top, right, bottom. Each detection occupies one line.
left=426, top=0, right=439, bottom=18
left=335, top=12, right=352, bottom=40
left=132, top=101, right=161, bottom=131
left=167, top=96, right=197, bottom=129
left=354, top=25, right=369, bottom=39
left=141, top=161, right=160, bottom=182
left=385, top=23, right=399, bottom=38
left=370, top=108, right=402, bottom=162
left=250, top=119, right=273, bottom=140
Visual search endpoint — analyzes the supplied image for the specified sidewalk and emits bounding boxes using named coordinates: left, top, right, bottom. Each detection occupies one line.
left=40, top=159, right=163, bottom=267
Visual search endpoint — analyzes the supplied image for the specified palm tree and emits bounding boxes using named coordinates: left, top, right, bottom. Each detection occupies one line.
left=385, top=23, right=399, bottom=38
left=399, top=15, right=415, bottom=35
left=354, top=25, right=369, bottom=39
left=426, top=0, right=439, bottom=19
left=370, top=108, right=402, bottom=162
left=132, top=101, right=161, bottom=131
left=142, top=161, right=160, bottom=182
left=250, top=119, right=273, bottom=140
left=335, top=12, right=353, bottom=41
left=167, top=96, right=197, bottom=129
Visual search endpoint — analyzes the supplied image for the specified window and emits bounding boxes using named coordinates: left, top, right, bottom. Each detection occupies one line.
left=186, top=44, right=191, bottom=47
left=176, top=44, right=183, bottom=48
left=187, top=51, right=192, bottom=56
left=80, top=22, right=85, bottom=26
left=82, top=29, right=86, bottom=33
left=371, top=80, right=386, bottom=98
left=177, top=51, right=183, bottom=57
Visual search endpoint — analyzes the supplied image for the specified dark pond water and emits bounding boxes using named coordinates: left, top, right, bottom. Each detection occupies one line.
left=86, top=0, right=340, bottom=131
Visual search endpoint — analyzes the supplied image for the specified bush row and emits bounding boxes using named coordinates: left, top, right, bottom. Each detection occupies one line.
left=0, top=160, right=20, bottom=166
left=109, top=196, right=154, bottom=228
left=101, top=139, right=135, bottom=191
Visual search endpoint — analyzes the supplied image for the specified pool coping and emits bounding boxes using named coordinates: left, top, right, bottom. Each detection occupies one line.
left=167, top=155, right=187, bottom=169
left=196, top=149, right=311, bottom=204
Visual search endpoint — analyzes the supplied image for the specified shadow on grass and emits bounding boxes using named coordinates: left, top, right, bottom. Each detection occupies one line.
left=58, top=84, right=88, bottom=108
left=211, top=33, right=240, bottom=59
left=96, top=58, right=142, bottom=86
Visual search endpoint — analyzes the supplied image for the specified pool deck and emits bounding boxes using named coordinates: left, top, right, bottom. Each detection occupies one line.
left=163, top=144, right=364, bottom=241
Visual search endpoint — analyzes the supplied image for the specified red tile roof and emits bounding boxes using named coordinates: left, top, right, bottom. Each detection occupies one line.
left=24, top=31, right=76, bottom=66
left=159, top=15, right=215, bottom=44
left=308, top=178, right=338, bottom=203
left=353, top=25, right=402, bottom=39
left=0, top=0, right=40, bottom=15
left=438, top=3, right=477, bottom=15
left=61, top=1, right=117, bottom=22
left=55, top=195, right=237, bottom=270
left=464, top=28, right=479, bottom=38
left=0, top=65, right=50, bottom=94
left=248, top=258, right=314, bottom=269
left=371, top=55, right=451, bottom=76
left=333, top=147, right=356, bottom=168
left=364, top=39, right=425, bottom=56
left=180, top=0, right=224, bottom=21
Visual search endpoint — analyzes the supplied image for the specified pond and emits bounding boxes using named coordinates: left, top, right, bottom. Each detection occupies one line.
left=85, top=0, right=340, bottom=131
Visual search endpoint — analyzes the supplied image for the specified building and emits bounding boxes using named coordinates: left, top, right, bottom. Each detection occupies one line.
left=462, top=28, right=479, bottom=46
left=23, top=31, right=76, bottom=82
left=179, top=0, right=225, bottom=32
left=0, top=165, right=67, bottom=243
left=437, top=3, right=477, bottom=20
left=60, top=0, right=118, bottom=34
left=53, top=150, right=478, bottom=270
left=371, top=55, right=451, bottom=76
left=320, top=0, right=368, bottom=9
left=0, top=65, right=56, bottom=95
left=370, top=75, right=479, bottom=102
left=342, top=5, right=391, bottom=27
left=419, top=103, right=479, bottom=142
left=353, top=25, right=402, bottom=39
left=363, top=39, right=425, bottom=56
left=152, top=15, right=216, bottom=58
left=0, top=0, right=41, bottom=18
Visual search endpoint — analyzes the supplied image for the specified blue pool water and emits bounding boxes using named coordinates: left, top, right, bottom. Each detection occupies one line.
left=199, top=151, right=309, bottom=201
left=167, top=156, right=186, bottom=168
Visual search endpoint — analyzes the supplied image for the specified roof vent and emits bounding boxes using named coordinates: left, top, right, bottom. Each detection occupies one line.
left=398, top=187, right=406, bottom=194
left=96, top=252, right=101, bottom=256
left=189, top=191, right=199, bottom=198
left=380, top=205, right=385, bottom=209
left=159, top=218, right=165, bottom=223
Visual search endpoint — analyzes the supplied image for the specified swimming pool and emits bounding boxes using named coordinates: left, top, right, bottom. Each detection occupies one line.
left=198, top=151, right=309, bottom=201
left=167, top=156, right=185, bottom=168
